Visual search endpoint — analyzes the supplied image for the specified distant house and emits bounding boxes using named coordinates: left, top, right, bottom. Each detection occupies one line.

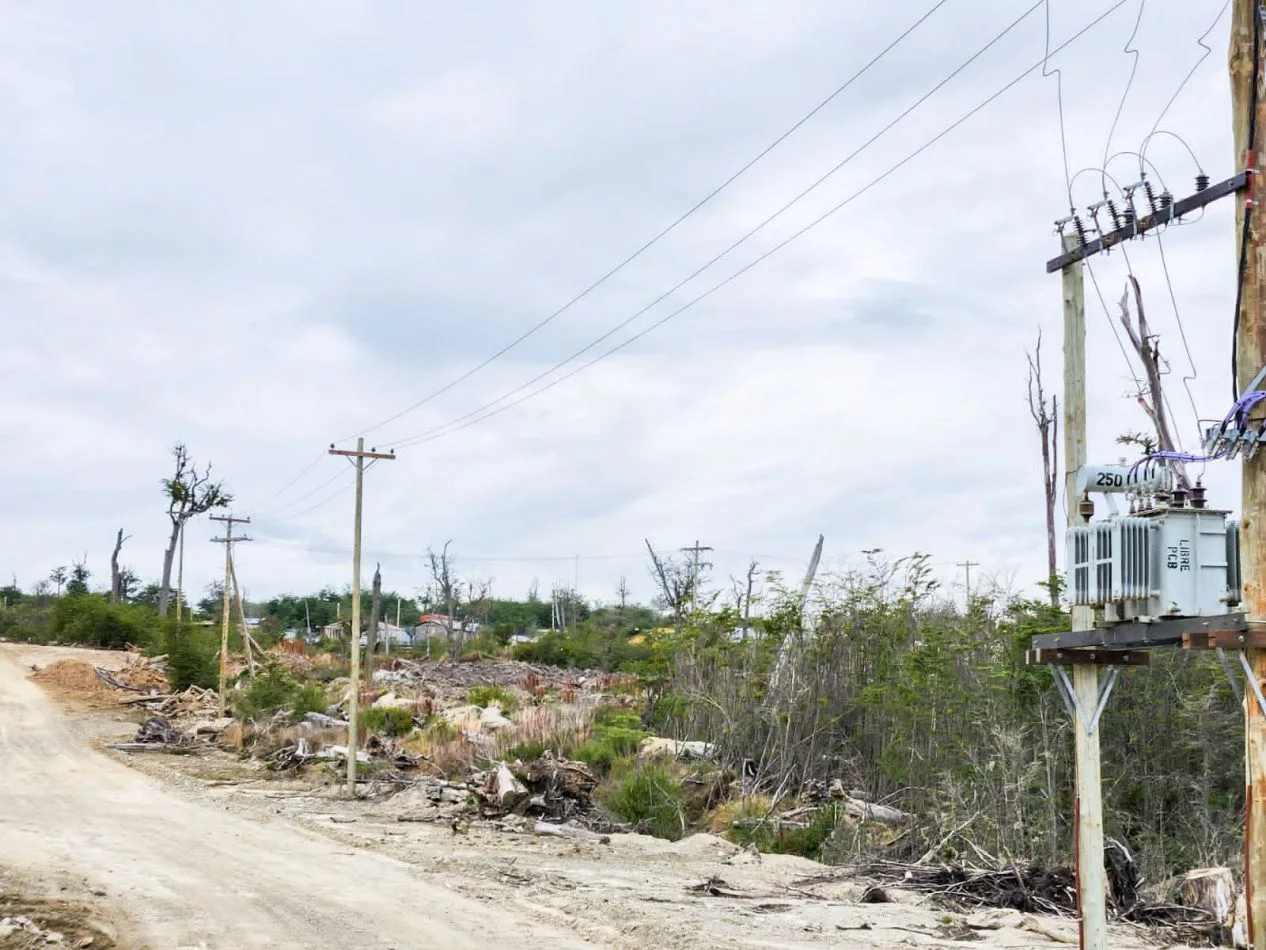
left=319, top=622, right=346, bottom=641
left=412, top=613, right=481, bottom=643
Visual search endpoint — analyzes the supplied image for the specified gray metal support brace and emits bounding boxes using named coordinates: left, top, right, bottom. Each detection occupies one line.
left=1239, top=649, right=1266, bottom=715
left=1218, top=646, right=1245, bottom=702
left=1050, top=666, right=1120, bottom=736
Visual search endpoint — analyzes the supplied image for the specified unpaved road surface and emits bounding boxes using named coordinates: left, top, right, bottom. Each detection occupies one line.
left=0, top=644, right=597, bottom=949
left=0, top=644, right=1188, bottom=949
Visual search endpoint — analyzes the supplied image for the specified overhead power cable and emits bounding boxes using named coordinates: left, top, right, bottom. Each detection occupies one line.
left=386, top=2, right=1128, bottom=450
left=337, top=0, right=953, bottom=445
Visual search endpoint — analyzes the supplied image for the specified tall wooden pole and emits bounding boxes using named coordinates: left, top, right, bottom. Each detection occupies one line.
left=175, top=522, right=185, bottom=623
left=347, top=439, right=365, bottom=795
left=210, top=514, right=251, bottom=717
left=1062, top=231, right=1107, bottom=949
left=218, top=520, right=232, bottom=717
left=1232, top=3, right=1266, bottom=943
left=328, top=439, right=395, bottom=797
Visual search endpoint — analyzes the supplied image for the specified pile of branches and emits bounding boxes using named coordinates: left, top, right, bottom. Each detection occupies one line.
left=852, top=860, right=1076, bottom=916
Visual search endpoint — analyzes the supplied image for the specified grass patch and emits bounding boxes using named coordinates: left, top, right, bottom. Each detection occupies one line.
left=360, top=706, right=416, bottom=737
left=233, top=658, right=329, bottom=723
left=574, top=705, right=647, bottom=775
left=467, top=684, right=518, bottom=713
left=601, top=762, right=685, bottom=840
left=728, top=803, right=844, bottom=860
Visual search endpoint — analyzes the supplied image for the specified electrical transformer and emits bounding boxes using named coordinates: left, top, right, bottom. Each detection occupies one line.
left=1065, top=469, right=1241, bottom=623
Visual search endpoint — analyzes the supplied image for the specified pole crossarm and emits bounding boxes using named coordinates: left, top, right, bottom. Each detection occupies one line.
left=329, top=444, right=396, bottom=460
left=1030, top=613, right=1247, bottom=651
left=1046, top=171, right=1250, bottom=272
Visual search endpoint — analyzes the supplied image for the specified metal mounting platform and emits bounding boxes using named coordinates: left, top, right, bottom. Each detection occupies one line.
left=1030, top=613, right=1247, bottom=651
left=1026, top=648, right=1151, bottom=666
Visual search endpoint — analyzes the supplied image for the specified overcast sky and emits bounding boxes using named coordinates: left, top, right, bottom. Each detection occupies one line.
left=0, top=0, right=1243, bottom=610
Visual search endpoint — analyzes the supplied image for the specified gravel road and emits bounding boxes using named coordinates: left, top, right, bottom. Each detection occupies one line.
left=0, top=644, right=597, bottom=949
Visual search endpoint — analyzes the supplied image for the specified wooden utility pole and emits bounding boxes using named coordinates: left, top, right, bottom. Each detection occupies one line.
left=1231, top=2, right=1266, bottom=942
left=956, top=560, right=979, bottom=601
left=210, top=514, right=251, bottom=717
left=1060, top=230, right=1108, bottom=950
left=680, top=541, right=713, bottom=622
left=175, top=522, right=186, bottom=623
left=328, top=439, right=395, bottom=796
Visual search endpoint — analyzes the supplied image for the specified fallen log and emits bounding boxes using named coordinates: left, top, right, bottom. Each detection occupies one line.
left=534, top=821, right=610, bottom=844
left=485, top=763, right=529, bottom=813
left=303, top=711, right=349, bottom=728
left=119, top=693, right=172, bottom=706
left=109, top=742, right=189, bottom=753
left=842, top=798, right=909, bottom=825
left=93, top=666, right=148, bottom=693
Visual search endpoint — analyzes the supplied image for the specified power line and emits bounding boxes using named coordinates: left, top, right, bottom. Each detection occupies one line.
left=384, top=2, right=1045, bottom=448
left=1101, top=0, right=1147, bottom=195
left=338, top=0, right=954, bottom=445
left=1043, top=0, right=1074, bottom=208
left=1142, top=0, right=1231, bottom=159
left=253, top=470, right=356, bottom=524
left=390, top=2, right=1129, bottom=450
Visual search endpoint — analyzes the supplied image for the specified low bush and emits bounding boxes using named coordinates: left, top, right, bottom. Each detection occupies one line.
left=360, top=706, right=416, bottom=737
left=729, top=803, right=844, bottom=860
left=575, top=705, right=647, bottom=775
left=232, top=659, right=325, bottom=723
left=601, top=762, right=685, bottom=841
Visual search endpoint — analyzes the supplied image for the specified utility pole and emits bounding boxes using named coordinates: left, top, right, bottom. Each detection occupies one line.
left=956, top=560, right=979, bottom=602
left=680, top=541, right=713, bottom=622
left=328, top=439, right=395, bottom=797
left=1059, top=227, right=1108, bottom=950
left=1232, top=2, right=1266, bottom=942
left=209, top=514, right=251, bottom=717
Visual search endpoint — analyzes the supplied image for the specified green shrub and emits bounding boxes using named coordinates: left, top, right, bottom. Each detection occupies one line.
left=361, top=706, right=416, bottom=737
left=505, top=738, right=549, bottom=762
left=161, top=624, right=218, bottom=691
left=602, top=763, right=685, bottom=840
left=575, top=705, right=648, bottom=775
left=467, top=685, right=518, bottom=714
left=49, top=595, right=159, bottom=650
left=291, top=682, right=330, bottom=719
left=729, top=804, right=843, bottom=860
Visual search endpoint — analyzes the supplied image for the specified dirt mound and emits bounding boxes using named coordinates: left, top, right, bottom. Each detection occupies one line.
left=30, top=661, right=119, bottom=705
left=115, top=661, right=168, bottom=693
left=0, top=893, right=119, bottom=949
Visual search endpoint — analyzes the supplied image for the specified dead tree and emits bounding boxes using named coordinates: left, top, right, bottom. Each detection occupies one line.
left=159, top=444, right=231, bottom=618
left=365, top=563, right=382, bottom=682
left=729, top=560, right=760, bottom=640
left=1119, top=277, right=1191, bottom=490
left=1026, top=331, right=1060, bottom=604
left=110, top=529, right=131, bottom=603
left=644, top=540, right=694, bottom=631
left=427, top=541, right=457, bottom=643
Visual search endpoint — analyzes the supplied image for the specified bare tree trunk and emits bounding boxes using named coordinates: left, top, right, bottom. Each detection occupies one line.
left=110, top=529, right=129, bottom=603
left=1026, top=331, right=1060, bottom=605
left=365, top=564, right=382, bottom=685
left=1120, top=276, right=1192, bottom=490
left=158, top=520, right=181, bottom=618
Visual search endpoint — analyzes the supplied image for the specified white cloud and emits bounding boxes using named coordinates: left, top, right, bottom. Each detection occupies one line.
left=0, top=0, right=1247, bottom=610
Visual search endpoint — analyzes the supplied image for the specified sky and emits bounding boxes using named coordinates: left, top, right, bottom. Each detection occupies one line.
left=0, top=0, right=1245, bottom=612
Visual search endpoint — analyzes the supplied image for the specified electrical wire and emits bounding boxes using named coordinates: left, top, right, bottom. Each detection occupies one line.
left=239, top=451, right=327, bottom=514
left=1142, top=0, right=1231, bottom=165
left=388, top=1, right=1122, bottom=450
left=1233, top=2, right=1264, bottom=397
left=1101, top=0, right=1148, bottom=197
left=1043, top=0, right=1074, bottom=210
left=336, top=0, right=954, bottom=446
left=253, top=470, right=356, bottom=524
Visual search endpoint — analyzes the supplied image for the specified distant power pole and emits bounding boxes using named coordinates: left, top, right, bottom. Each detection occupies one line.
left=209, top=514, right=251, bottom=717
left=328, top=438, right=395, bottom=797
left=680, top=541, right=713, bottom=621
left=956, top=560, right=979, bottom=601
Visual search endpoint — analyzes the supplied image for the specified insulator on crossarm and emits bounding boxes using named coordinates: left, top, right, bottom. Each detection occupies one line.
left=1073, top=215, right=1089, bottom=248
left=1107, top=199, right=1123, bottom=231
left=1159, top=191, right=1174, bottom=210
left=1144, top=180, right=1159, bottom=214
left=1196, top=172, right=1210, bottom=192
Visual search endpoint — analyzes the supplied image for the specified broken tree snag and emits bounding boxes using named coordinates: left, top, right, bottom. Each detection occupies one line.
left=533, top=821, right=611, bottom=844
left=485, top=763, right=528, bottom=814
left=1171, top=868, right=1237, bottom=931
left=842, top=799, right=910, bottom=826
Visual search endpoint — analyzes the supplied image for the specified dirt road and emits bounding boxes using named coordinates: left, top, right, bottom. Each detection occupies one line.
left=0, top=644, right=598, bottom=950
left=1, top=643, right=1191, bottom=950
